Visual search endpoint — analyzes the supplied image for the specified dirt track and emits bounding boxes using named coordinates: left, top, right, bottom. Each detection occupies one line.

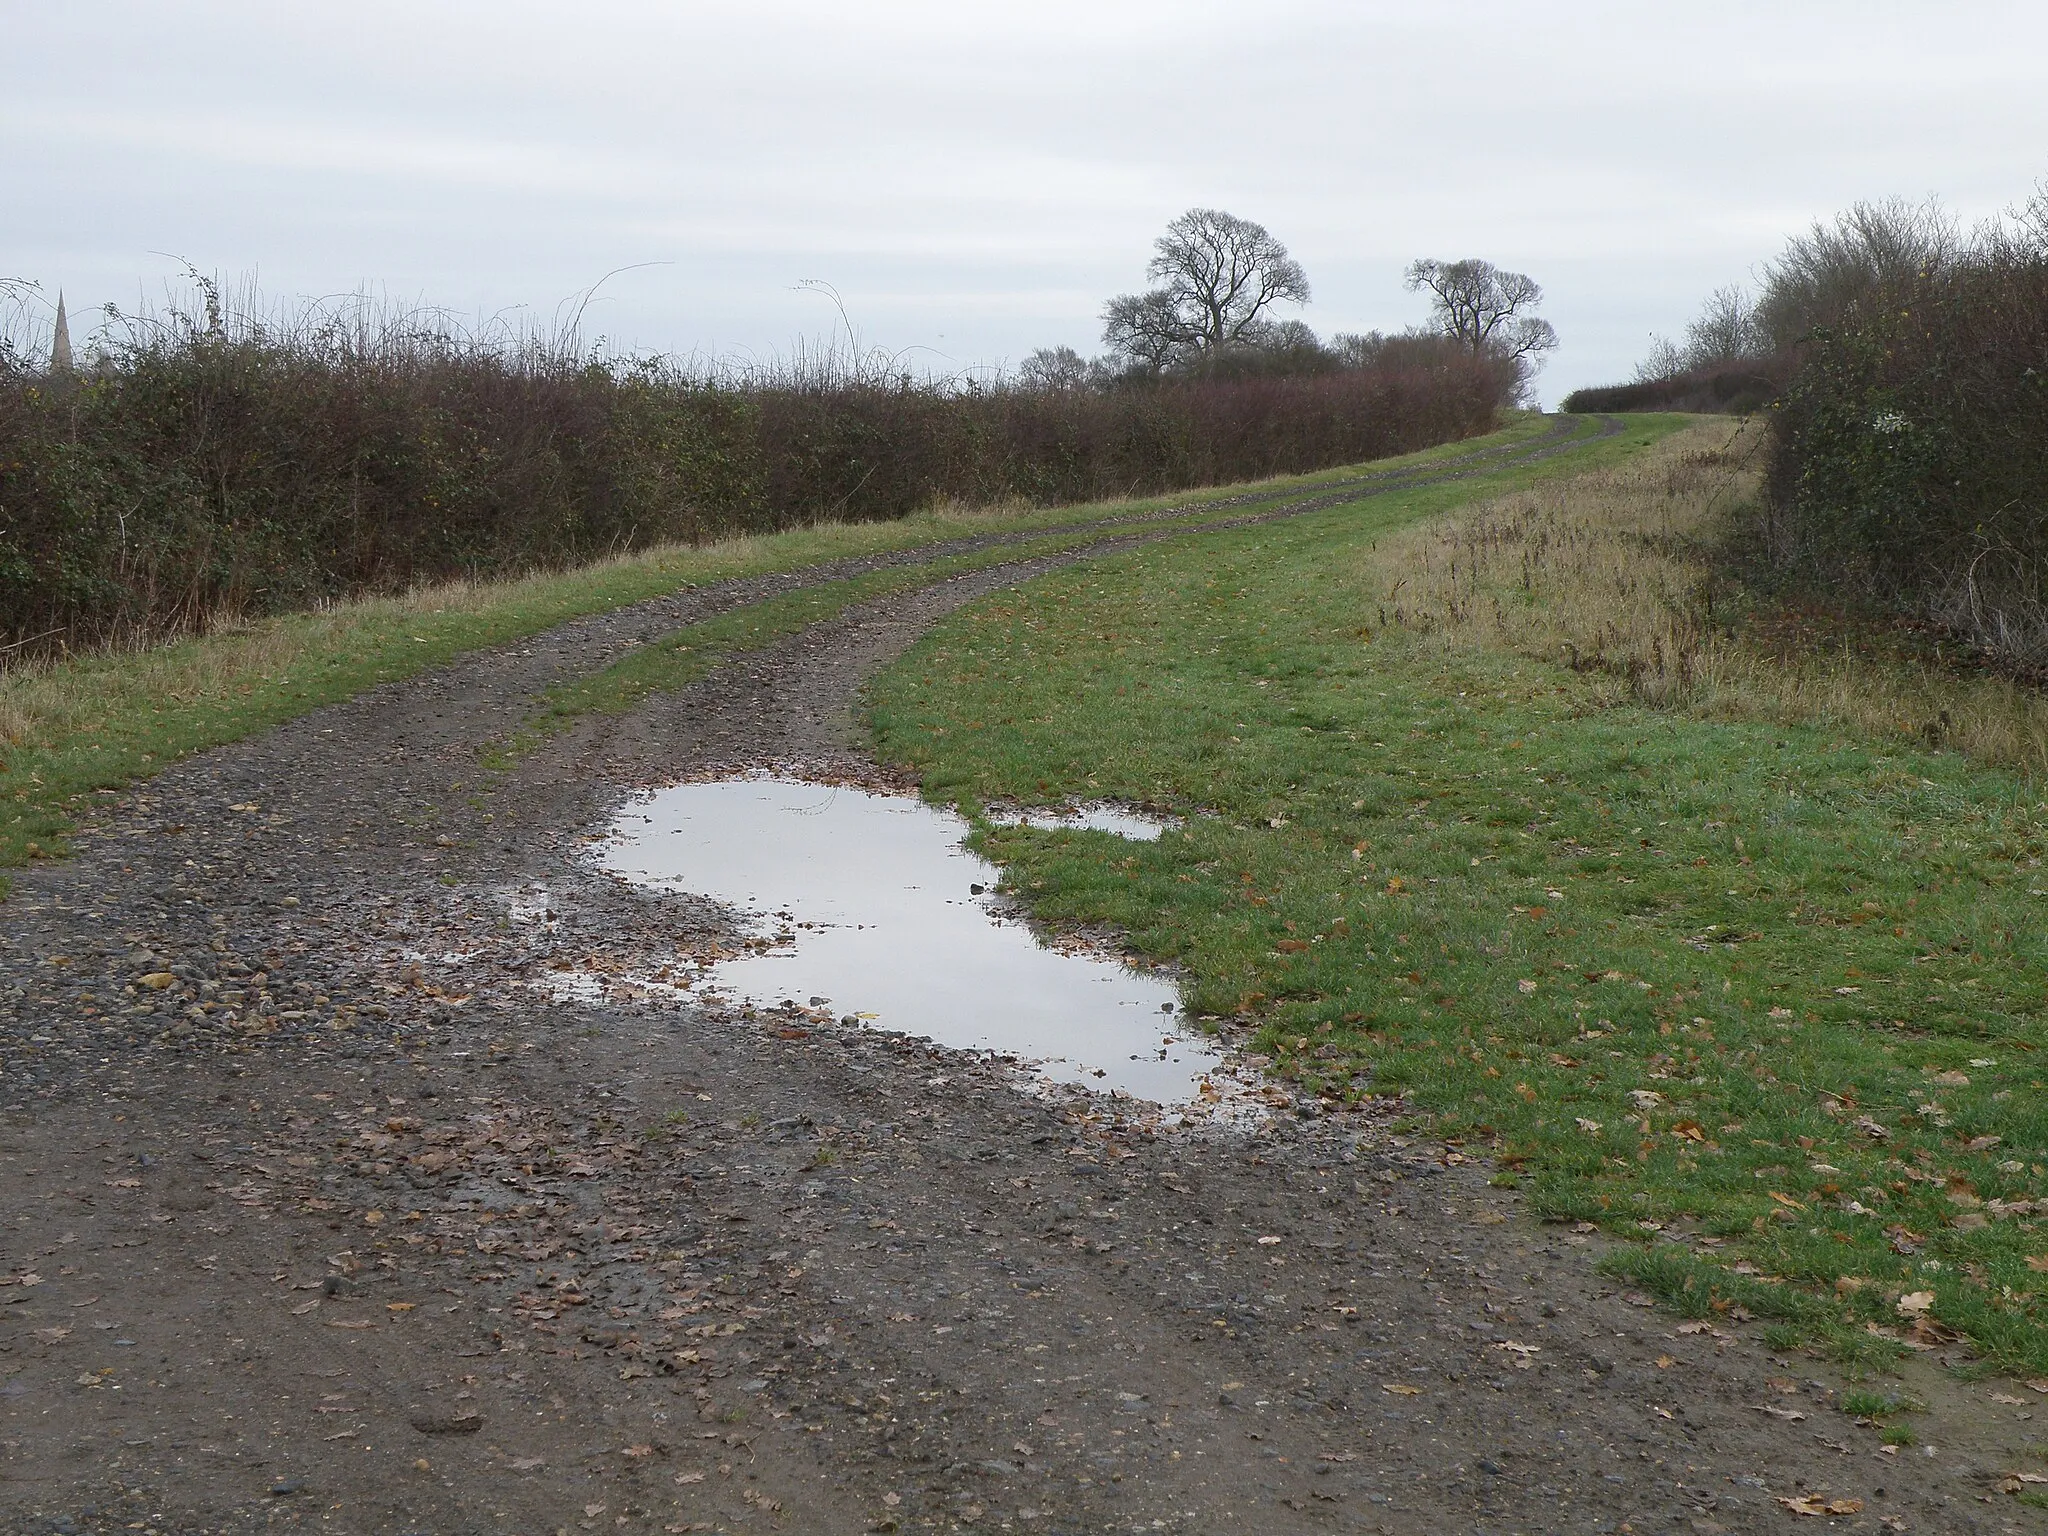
left=1, top=424, right=2029, bottom=1534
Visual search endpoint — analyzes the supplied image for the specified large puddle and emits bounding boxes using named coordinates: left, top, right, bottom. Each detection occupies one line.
left=594, top=777, right=1224, bottom=1102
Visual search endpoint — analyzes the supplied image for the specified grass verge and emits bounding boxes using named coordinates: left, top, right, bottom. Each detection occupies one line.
left=866, top=416, right=2048, bottom=1376
left=0, top=414, right=1561, bottom=892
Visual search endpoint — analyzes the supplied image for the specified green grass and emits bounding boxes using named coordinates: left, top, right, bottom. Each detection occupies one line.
left=489, top=527, right=1119, bottom=762
left=0, top=416, right=1563, bottom=894
left=864, top=413, right=2048, bottom=1376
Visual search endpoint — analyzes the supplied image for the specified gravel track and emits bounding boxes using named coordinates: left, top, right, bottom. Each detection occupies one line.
left=2, top=419, right=2018, bottom=1535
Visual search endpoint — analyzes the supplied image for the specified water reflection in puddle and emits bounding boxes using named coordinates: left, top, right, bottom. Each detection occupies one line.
left=597, top=778, right=1223, bottom=1102
left=983, top=802, right=1176, bottom=840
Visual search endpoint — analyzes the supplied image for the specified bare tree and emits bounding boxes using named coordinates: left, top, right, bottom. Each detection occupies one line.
left=1632, top=334, right=1686, bottom=384
left=1754, top=197, right=1959, bottom=350
left=1404, top=258, right=1559, bottom=365
left=1403, top=258, right=1557, bottom=405
left=1100, top=290, right=1191, bottom=373
left=1101, top=208, right=1310, bottom=372
left=1017, top=345, right=1089, bottom=391
left=1682, top=285, right=1766, bottom=367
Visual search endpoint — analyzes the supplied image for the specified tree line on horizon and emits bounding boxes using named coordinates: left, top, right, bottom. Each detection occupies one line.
left=1017, top=206, right=1556, bottom=410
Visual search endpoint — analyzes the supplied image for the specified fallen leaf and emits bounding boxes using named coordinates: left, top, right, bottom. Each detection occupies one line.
left=31, top=1327, right=72, bottom=1344
left=1907, top=1315, right=1961, bottom=1346
left=1752, top=1405, right=1807, bottom=1422
left=1574, top=1117, right=1604, bottom=1134
left=1896, top=1290, right=1936, bottom=1317
left=386, top=1302, right=416, bottom=1313
left=325, top=1319, right=377, bottom=1330
left=674, top=1471, right=704, bottom=1485
left=1492, top=1341, right=1539, bottom=1369
left=1382, top=1383, right=1423, bottom=1395
left=1777, top=1494, right=1862, bottom=1515
left=510, top=1456, right=546, bottom=1471
left=1256, top=1235, right=1282, bottom=1246
left=1992, top=1393, right=2029, bottom=1405
left=291, top=1299, right=320, bottom=1316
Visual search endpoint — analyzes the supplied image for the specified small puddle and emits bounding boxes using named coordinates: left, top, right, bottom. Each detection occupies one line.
left=595, top=777, right=1224, bottom=1102
left=984, top=802, right=1178, bottom=840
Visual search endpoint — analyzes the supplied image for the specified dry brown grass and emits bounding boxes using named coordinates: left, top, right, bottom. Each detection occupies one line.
left=1355, top=418, right=2048, bottom=775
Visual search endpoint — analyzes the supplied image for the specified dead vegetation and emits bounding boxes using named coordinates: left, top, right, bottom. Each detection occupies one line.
left=1360, top=418, right=2048, bottom=775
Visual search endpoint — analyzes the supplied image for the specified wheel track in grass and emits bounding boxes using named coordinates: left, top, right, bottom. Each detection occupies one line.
left=10, top=412, right=1997, bottom=1534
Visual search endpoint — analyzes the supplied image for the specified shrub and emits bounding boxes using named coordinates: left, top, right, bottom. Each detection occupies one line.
left=1561, top=359, right=1791, bottom=416
left=1759, top=197, right=2048, bottom=659
left=0, top=287, right=1502, bottom=652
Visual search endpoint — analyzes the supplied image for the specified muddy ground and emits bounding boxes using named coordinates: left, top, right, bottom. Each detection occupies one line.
left=4, top=428, right=2041, bottom=1534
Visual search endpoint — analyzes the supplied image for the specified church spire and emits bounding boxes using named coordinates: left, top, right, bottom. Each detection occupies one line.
left=50, top=291, right=74, bottom=374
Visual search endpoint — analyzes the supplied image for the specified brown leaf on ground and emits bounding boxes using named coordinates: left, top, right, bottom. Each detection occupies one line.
left=1907, top=1315, right=1962, bottom=1346
left=1777, top=1494, right=1862, bottom=1515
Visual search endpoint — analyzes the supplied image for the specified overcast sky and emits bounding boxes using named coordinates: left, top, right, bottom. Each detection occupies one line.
left=8, top=1, right=2047, bottom=402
